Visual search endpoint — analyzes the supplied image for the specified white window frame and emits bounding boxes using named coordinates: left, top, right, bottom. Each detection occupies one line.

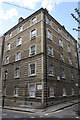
left=49, top=86, right=55, bottom=97
left=71, top=72, right=74, bottom=79
left=5, top=56, right=9, bottom=64
left=16, top=37, right=22, bottom=46
left=67, top=45, right=71, bottom=53
left=59, top=39, right=63, bottom=47
left=61, top=69, right=65, bottom=79
left=29, top=63, right=36, bottom=76
left=47, top=30, right=52, bottom=40
left=29, top=44, right=36, bottom=56
left=46, top=17, right=52, bottom=26
left=71, top=88, right=75, bottom=96
left=14, top=87, right=18, bottom=97
left=74, top=51, right=77, bottom=57
left=69, top=58, right=72, bottom=65
left=58, top=28, right=62, bottom=34
left=6, top=43, right=10, bottom=51
left=8, top=32, right=12, bottom=38
left=48, top=63, right=54, bottom=76
left=31, top=17, right=36, bottom=24
left=14, top=67, right=20, bottom=78
left=4, top=70, right=8, bottom=80
left=15, top=51, right=21, bottom=61
left=28, top=84, right=36, bottom=98
left=18, top=25, right=23, bottom=32
left=47, top=45, right=53, bottom=56
left=31, top=29, right=36, bottom=40
left=62, top=88, right=67, bottom=97
left=60, top=53, right=64, bottom=61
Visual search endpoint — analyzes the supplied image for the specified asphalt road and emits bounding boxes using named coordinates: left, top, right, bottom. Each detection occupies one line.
left=1, top=103, right=80, bottom=119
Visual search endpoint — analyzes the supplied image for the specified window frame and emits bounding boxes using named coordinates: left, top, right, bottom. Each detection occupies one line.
left=30, top=29, right=36, bottom=40
left=47, top=29, right=52, bottom=40
left=5, top=56, right=9, bottom=64
left=15, top=51, right=21, bottom=61
left=28, top=83, right=36, bottom=98
left=28, top=63, right=36, bottom=76
left=16, top=37, right=22, bottom=46
left=29, top=44, right=36, bottom=56
left=47, top=45, right=53, bottom=56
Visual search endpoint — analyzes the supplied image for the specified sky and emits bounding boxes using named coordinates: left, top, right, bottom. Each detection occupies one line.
left=0, top=0, right=79, bottom=40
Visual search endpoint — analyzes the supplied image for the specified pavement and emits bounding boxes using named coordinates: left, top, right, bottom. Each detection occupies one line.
left=1, top=99, right=80, bottom=114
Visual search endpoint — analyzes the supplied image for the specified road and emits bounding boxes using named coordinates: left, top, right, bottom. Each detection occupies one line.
left=1, top=103, right=80, bottom=119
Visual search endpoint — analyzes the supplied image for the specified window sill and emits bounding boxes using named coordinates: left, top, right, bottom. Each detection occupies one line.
left=48, top=74, right=55, bottom=77
left=14, top=76, right=20, bottom=79
left=29, top=74, right=36, bottom=77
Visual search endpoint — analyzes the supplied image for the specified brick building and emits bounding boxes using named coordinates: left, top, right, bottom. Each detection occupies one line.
left=2, top=8, right=80, bottom=108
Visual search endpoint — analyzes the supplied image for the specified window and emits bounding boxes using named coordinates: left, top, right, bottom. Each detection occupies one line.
left=58, top=28, right=62, bottom=34
left=6, top=43, right=10, bottom=51
left=71, top=72, right=74, bottom=79
left=29, top=63, right=36, bottom=76
left=29, top=84, right=35, bottom=97
left=60, top=53, right=64, bottom=61
left=3, top=88, right=6, bottom=96
left=49, top=86, right=55, bottom=97
left=15, top=51, right=21, bottom=61
left=62, top=88, right=67, bottom=96
left=76, top=62, right=78, bottom=68
left=74, top=52, right=77, bottom=57
left=69, top=58, right=72, bottom=65
left=47, top=30, right=52, bottom=40
left=46, top=17, right=52, bottom=26
left=14, top=87, right=18, bottom=97
left=66, top=34, right=70, bottom=41
left=61, top=69, right=65, bottom=78
left=31, top=29, right=36, bottom=40
left=30, top=45, right=36, bottom=56
left=18, top=26, right=23, bottom=32
left=47, top=46, right=53, bottom=56
left=5, top=56, right=9, bottom=64
left=4, top=70, right=8, bottom=80
left=32, top=17, right=36, bottom=24
left=9, top=32, right=12, bottom=38
left=48, top=63, right=54, bottom=76
left=71, top=88, right=75, bottom=96
left=59, top=39, right=63, bottom=47
left=67, top=45, right=71, bottom=53
left=16, top=37, right=22, bottom=46
left=15, top=67, right=20, bottom=78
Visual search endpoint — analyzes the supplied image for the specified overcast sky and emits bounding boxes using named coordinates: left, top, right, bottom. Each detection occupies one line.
left=0, top=0, right=79, bottom=40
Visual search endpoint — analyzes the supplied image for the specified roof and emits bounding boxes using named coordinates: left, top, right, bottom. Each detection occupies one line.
left=4, top=8, right=77, bottom=42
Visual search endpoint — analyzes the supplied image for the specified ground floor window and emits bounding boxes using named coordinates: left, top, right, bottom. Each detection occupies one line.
left=62, top=88, right=67, bottom=96
left=29, top=84, right=36, bottom=98
left=14, top=87, right=18, bottom=97
left=49, top=86, right=55, bottom=97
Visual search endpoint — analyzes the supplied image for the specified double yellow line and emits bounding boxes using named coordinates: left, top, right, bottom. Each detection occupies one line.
left=1, top=103, right=80, bottom=116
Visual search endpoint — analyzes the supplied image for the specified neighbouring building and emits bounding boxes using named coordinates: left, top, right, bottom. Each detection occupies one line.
left=78, top=1, right=80, bottom=67
left=2, top=8, right=80, bottom=108
left=0, top=35, right=3, bottom=107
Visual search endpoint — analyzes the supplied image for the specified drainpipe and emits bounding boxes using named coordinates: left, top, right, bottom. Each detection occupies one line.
left=43, top=9, right=48, bottom=108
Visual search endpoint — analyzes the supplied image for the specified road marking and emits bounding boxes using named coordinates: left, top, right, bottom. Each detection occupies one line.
left=2, top=102, right=80, bottom=116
